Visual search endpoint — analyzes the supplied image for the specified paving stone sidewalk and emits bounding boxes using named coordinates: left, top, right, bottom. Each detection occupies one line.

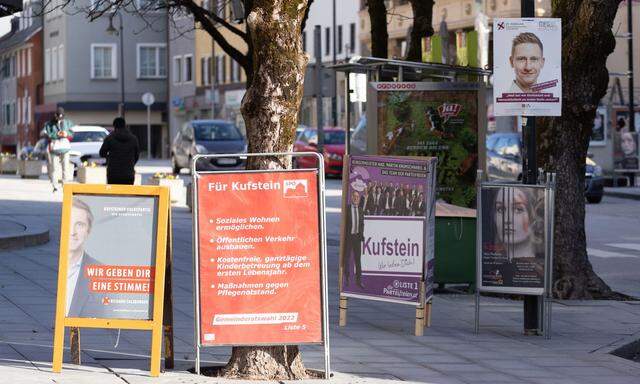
left=1, top=166, right=639, bottom=384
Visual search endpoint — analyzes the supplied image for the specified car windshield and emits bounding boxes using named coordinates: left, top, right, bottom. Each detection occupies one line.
left=324, top=131, right=345, bottom=145
left=194, top=123, right=243, bottom=141
left=71, top=131, right=107, bottom=142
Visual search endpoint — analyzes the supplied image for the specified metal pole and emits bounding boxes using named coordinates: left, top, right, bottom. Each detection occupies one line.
left=211, top=35, right=216, bottom=119
left=147, top=105, right=152, bottom=160
left=345, top=70, right=351, bottom=154
left=119, top=13, right=125, bottom=118
left=521, top=0, right=540, bottom=335
left=314, top=25, right=325, bottom=154
left=332, top=0, right=337, bottom=127
left=628, top=0, right=635, bottom=133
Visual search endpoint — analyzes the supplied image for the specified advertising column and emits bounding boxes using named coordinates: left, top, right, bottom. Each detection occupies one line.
left=196, top=170, right=322, bottom=345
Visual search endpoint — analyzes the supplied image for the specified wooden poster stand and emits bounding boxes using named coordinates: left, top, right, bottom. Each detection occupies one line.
left=52, top=184, right=174, bottom=377
left=337, top=156, right=433, bottom=336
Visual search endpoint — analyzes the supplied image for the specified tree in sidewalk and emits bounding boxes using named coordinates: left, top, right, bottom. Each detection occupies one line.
left=364, top=0, right=434, bottom=61
left=405, top=0, right=434, bottom=62
left=538, top=0, right=627, bottom=299
left=48, top=0, right=316, bottom=378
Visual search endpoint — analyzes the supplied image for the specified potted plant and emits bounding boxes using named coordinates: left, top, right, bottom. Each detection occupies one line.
left=0, top=152, right=18, bottom=174
left=77, top=161, right=107, bottom=184
left=148, top=172, right=185, bottom=204
left=17, top=153, right=43, bottom=179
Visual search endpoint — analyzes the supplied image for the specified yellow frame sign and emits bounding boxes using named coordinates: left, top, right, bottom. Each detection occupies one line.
left=52, top=184, right=170, bottom=377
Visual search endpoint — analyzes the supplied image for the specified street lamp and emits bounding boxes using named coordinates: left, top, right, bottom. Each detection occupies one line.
left=106, top=13, right=125, bottom=118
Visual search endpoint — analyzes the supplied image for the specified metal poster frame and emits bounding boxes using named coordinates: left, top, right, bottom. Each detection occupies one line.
left=474, top=172, right=556, bottom=338
left=365, top=81, right=487, bottom=177
left=337, top=154, right=437, bottom=337
left=52, top=184, right=171, bottom=377
left=191, top=152, right=330, bottom=378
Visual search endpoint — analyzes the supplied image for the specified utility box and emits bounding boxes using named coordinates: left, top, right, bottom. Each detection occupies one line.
left=434, top=202, right=476, bottom=290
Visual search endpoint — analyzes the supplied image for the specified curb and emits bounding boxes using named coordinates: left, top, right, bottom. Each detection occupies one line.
left=604, top=190, right=640, bottom=201
left=0, top=219, right=50, bottom=251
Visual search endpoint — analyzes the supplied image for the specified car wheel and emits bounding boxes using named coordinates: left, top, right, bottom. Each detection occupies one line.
left=586, top=195, right=603, bottom=204
left=171, top=155, right=181, bottom=174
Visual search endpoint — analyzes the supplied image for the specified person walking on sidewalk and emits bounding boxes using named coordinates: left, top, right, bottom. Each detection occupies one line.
left=43, top=107, right=74, bottom=192
left=99, top=117, right=140, bottom=185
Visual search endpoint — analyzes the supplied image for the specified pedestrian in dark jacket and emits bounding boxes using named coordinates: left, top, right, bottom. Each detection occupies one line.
left=99, top=117, right=140, bottom=185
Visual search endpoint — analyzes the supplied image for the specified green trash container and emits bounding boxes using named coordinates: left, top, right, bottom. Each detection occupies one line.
left=434, top=202, right=476, bottom=291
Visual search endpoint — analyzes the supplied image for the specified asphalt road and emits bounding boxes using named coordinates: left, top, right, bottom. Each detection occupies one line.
left=326, top=177, right=640, bottom=298
left=586, top=196, right=640, bottom=298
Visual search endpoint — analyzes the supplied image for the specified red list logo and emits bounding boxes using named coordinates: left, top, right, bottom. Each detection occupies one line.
left=437, top=103, right=463, bottom=121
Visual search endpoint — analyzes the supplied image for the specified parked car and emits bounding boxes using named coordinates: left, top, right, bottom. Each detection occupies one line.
left=171, top=120, right=247, bottom=173
left=293, top=127, right=345, bottom=176
left=486, top=132, right=604, bottom=203
left=68, top=126, right=109, bottom=169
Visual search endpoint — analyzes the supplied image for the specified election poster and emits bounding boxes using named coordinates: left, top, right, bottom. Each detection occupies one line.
left=367, top=82, right=484, bottom=208
left=340, top=155, right=436, bottom=305
left=480, top=185, right=546, bottom=294
left=196, top=170, right=323, bottom=346
left=65, top=194, right=158, bottom=319
left=493, top=18, right=562, bottom=116
left=613, top=110, right=640, bottom=171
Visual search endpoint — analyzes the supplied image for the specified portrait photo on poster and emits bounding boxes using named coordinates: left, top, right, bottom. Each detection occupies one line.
left=341, top=155, right=436, bottom=305
left=66, top=194, right=158, bottom=320
left=480, top=185, right=546, bottom=290
left=613, top=111, right=640, bottom=170
left=493, top=18, right=562, bottom=117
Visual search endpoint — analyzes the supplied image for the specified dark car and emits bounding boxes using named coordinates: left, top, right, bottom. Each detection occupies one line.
left=293, top=127, right=345, bottom=176
left=486, top=132, right=604, bottom=203
left=171, top=120, right=247, bottom=173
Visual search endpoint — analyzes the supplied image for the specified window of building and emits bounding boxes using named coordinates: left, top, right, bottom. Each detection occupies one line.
left=91, top=44, right=117, bottom=79
left=26, top=95, right=31, bottom=124
left=222, top=56, right=227, bottom=83
left=215, top=55, right=221, bottom=84
left=27, top=48, right=32, bottom=75
left=51, top=47, right=58, bottom=81
left=325, top=27, right=330, bottom=56
left=338, top=25, right=343, bottom=54
left=16, top=51, right=21, bottom=78
left=173, top=56, right=182, bottom=83
left=350, top=23, right=356, bottom=54
left=302, top=31, right=306, bottom=53
left=44, top=48, right=50, bottom=82
left=201, top=56, right=211, bottom=86
left=137, top=0, right=165, bottom=11
left=16, top=97, right=21, bottom=125
left=137, top=44, right=167, bottom=79
left=183, top=54, right=193, bottom=82
left=58, top=45, right=64, bottom=80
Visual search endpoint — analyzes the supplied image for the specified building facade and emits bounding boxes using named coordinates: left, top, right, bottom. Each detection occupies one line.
left=40, top=0, right=169, bottom=157
left=300, top=0, right=361, bottom=129
left=0, top=0, right=42, bottom=153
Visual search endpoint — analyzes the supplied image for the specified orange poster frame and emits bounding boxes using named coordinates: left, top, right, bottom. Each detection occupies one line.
left=52, top=184, right=171, bottom=377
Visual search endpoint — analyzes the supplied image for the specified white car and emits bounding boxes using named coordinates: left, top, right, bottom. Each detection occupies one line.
left=68, top=125, right=109, bottom=170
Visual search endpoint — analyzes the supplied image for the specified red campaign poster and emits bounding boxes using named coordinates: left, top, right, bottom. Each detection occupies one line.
left=197, top=170, right=322, bottom=346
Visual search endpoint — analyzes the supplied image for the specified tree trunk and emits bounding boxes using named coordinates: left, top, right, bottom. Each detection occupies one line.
left=538, top=0, right=623, bottom=299
left=222, top=1, right=310, bottom=379
left=405, top=0, right=434, bottom=62
left=367, top=0, right=388, bottom=58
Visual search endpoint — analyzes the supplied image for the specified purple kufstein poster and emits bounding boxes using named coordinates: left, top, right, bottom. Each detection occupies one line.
left=340, top=155, right=436, bottom=305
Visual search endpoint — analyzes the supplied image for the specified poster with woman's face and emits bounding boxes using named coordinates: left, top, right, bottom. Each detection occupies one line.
left=480, top=185, right=546, bottom=293
left=613, top=111, right=640, bottom=171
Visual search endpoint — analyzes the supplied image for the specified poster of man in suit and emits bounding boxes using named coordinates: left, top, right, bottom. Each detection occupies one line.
left=340, top=155, right=437, bottom=305
left=65, top=195, right=158, bottom=319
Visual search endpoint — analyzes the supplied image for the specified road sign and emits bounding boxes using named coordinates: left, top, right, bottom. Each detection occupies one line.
left=142, top=92, right=155, bottom=107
